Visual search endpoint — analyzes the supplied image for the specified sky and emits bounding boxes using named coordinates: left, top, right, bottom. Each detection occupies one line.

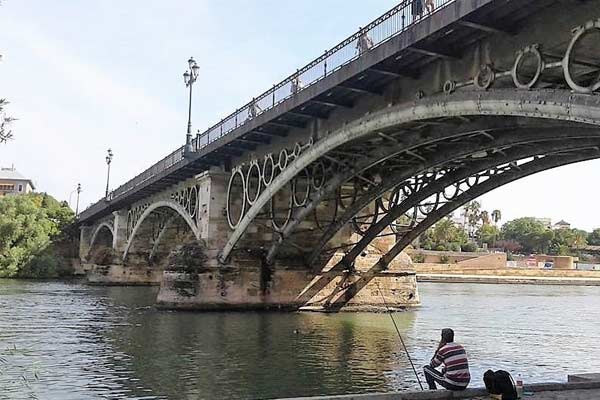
left=0, top=1, right=598, bottom=231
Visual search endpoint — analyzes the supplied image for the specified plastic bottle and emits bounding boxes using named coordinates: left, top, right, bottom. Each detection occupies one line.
left=516, top=374, right=524, bottom=399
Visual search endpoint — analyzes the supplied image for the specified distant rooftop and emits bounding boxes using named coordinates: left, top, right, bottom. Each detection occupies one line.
left=0, top=167, right=36, bottom=189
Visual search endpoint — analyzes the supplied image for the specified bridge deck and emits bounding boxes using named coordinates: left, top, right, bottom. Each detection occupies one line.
left=80, top=0, right=556, bottom=223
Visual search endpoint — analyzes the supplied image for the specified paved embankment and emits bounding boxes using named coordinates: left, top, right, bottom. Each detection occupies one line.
left=414, top=267, right=600, bottom=286
left=278, top=379, right=600, bottom=400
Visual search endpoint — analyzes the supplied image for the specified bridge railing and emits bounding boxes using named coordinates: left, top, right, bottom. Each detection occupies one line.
left=191, top=0, right=454, bottom=151
left=81, top=0, right=454, bottom=219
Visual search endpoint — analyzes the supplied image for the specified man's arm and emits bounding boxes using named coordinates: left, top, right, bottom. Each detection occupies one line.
left=430, top=342, right=445, bottom=367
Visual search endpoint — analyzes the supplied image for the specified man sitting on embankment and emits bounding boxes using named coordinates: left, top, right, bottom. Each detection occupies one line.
left=423, top=328, right=471, bottom=391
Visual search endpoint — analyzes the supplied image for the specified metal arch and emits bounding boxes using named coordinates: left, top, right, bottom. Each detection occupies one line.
left=148, top=214, right=180, bottom=261
left=87, top=222, right=115, bottom=257
left=328, top=140, right=600, bottom=272
left=370, top=149, right=600, bottom=273
left=260, top=120, right=592, bottom=263
left=217, top=89, right=600, bottom=264
left=122, top=200, right=202, bottom=261
left=272, top=126, right=600, bottom=266
left=318, top=149, right=600, bottom=311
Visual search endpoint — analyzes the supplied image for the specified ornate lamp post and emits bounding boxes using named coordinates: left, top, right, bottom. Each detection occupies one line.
left=183, top=57, right=200, bottom=157
left=75, top=183, right=82, bottom=217
left=105, top=148, right=113, bottom=198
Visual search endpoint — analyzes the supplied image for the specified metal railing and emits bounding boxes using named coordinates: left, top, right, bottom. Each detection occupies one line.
left=82, top=0, right=455, bottom=218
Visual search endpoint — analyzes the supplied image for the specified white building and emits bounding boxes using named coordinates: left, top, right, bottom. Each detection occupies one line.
left=0, top=167, right=35, bottom=196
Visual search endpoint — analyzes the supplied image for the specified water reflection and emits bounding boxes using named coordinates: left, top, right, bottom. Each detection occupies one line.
left=1, top=280, right=599, bottom=399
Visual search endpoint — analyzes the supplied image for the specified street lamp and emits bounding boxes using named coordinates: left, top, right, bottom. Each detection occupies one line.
left=105, top=148, right=113, bottom=198
left=183, top=57, right=200, bottom=157
left=68, top=183, right=83, bottom=216
left=75, top=183, right=82, bottom=217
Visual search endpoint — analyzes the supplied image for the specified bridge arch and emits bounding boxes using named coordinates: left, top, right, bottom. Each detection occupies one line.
left=218, top=89, right=600, bottom=264
left=122, top=200, right=201, bottom=263
left=87, top=222, right=115, bottom=264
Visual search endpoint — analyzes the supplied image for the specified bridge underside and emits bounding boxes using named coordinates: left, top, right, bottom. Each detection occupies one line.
left=78, top=0, right=600, bottom=311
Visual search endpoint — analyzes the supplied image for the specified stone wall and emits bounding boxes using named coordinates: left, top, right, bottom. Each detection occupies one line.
left=408, top=249, right=507, bottom=269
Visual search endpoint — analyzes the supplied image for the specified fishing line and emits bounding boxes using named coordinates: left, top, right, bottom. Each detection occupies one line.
left=375, top=280, right=424, bottom=390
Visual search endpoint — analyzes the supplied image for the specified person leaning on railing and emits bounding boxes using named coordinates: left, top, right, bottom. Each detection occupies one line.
left=247, top=97, right=262, bottom=120
left=425, top=0, right=435, bottom=14
left=291, top=70, right=304, bottom=94
left=356, top=27, right=374, bottom=55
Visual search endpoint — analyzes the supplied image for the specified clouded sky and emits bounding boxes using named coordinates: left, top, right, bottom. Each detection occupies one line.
left=1, top=1, right=598, bottom=230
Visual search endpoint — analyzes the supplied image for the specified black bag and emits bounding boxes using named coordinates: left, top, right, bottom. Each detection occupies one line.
left=483, top=369, right=518, bottom=400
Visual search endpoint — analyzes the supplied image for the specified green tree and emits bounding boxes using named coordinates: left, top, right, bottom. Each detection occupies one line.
left=477, top=223, right=500, bottom=247
left=491, top=209, right=502, bottom=226
left=0, top=193, right=75, bottom=278
left=571, top=229, right=588, bottom=249
left=501, top=217, right=554, bottom=254
left=588, top=228, right=600, bottom=246
left=550, top=228, right=588, bottom=255
left=463, top=201, right=482, bottom=237
left=421, top=218, right=468, bottom=251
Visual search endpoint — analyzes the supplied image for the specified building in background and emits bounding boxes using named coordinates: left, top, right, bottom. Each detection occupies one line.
left=553, top=220, right=571, bottom=230
left=0, top=166, right=35, bottom=196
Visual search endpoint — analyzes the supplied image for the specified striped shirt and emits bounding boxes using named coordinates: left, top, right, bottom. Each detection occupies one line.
left=430, top=342, right=471, bottom=387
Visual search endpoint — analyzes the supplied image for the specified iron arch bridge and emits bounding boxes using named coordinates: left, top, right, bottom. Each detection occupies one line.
left=77, top=1, right=600, bottom=309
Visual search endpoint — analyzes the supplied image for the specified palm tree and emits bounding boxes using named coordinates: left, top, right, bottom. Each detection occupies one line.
left=481, top=210, right=490, bottom=225
left=464, top=201, right=481, bottom=237
left=491, top=209, right=502, bottom=226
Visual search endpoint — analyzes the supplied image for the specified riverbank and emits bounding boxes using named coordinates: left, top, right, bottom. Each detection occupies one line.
left=279, top=376, right=600, bottom=399
left=415, top=266, right=600, bottom=286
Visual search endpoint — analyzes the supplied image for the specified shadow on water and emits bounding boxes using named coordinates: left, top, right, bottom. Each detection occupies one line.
left=1, top=280, right=600, bottom=399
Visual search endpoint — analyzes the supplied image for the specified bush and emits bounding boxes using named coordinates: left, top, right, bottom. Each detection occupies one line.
left=461, top=242, right=478, bottom=253
left=18, top=252, right=74, bottom=278
left=412, top=253, right=425, bottom=263
left=166, top=241, right=209, bottom=274
left=439, top=255, right=450, bottom=264
left=448, top=242, right=461, bottom=252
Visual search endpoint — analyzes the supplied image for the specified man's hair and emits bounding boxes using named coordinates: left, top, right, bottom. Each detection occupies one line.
left=441, top=328, right=454, bottom=343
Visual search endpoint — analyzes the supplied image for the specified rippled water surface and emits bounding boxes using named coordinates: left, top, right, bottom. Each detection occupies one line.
left=1, top=280, right=599, bottom=399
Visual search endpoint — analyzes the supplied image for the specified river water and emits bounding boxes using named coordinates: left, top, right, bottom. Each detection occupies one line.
left=1, top=280, right=599, bottom=400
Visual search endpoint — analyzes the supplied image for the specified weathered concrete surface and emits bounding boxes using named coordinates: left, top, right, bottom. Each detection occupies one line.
left=278, top=380, right=600, bottom=400
left=85, top=264, right=162, bottom=286
left=156, top=250, right=419, bottom=311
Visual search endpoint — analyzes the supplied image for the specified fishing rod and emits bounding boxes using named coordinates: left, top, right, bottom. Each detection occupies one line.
left=375, top=280, right=424, bottom=390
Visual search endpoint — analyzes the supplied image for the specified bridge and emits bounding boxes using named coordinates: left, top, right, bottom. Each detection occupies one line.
left=78, top=0, right=600, bottom=311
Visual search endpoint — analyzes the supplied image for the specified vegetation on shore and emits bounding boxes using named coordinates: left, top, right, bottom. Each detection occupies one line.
left=0, top=193, right=77, bottom=278
left=420, top=201, right=598, bottom=259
